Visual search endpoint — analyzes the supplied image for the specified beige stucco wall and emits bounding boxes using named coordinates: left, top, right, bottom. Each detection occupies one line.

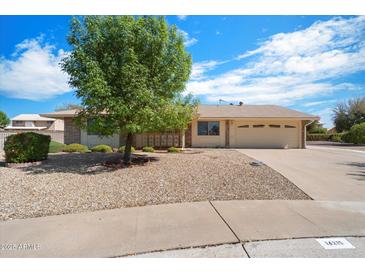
left=48, top=119, right=64, bottom=131
left=191, top=118, right=226, bottom=147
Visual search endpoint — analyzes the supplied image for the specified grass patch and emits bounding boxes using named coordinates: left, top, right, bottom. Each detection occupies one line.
left=49, top=141, right=66, bottom=153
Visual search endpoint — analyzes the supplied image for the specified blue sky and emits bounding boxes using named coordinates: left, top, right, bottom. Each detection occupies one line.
left=0, top=16, right=364, bottom=127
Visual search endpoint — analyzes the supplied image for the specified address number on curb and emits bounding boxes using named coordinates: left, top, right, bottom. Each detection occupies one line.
left=316, top=238, right=355, bottom=250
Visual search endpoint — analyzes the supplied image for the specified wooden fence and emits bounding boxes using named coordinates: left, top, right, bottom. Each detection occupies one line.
left=0, top=130, right=64, bottom=150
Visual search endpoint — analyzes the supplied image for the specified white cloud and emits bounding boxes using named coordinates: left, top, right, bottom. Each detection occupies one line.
left=190, top=60, right=224, bottom=81
left=302, top=100, right=336, bottom=107
left=312, top=107, right=334, bottom=128
left=184, top=37, right=198, bottom=47
left=177, top=15, right=187, bottom=21
left=187, top=16, right=365, bottom=106
left=0, top=37, right=71, bottom=100
left=180, top=30, right=198, bottom=47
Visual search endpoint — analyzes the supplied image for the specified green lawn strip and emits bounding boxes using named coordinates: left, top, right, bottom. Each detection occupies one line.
left=49, top=141, right=66, bottom=153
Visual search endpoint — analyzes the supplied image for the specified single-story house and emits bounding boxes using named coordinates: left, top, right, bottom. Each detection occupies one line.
left=42, top=104, right=319, bottom=149
left=5, top=114, right=64, bottom=131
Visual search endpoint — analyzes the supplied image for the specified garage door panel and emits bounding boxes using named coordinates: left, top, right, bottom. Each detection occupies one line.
left=233, top=122, right=299, bottom=149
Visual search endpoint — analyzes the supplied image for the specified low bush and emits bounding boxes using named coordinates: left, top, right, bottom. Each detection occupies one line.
left=63, top=143, right=89, bottom=153
left=4, top=132, right=51, bottom=163
left=167, top=146, right=181, bottom=153
left=306, top=134, right=331, bottom=141
left=342, top=122, right=365, bottom=144
left=49, top=141, right=66, bottom=153
left=142, top=146, right=155, bottom=153
left=91, top=144, right=113, bottom=153
left=308, top=127, right=327, bottom=134
left=118, top=145, right=136, bottom=153
left=329, top=133, right=344, bottom=143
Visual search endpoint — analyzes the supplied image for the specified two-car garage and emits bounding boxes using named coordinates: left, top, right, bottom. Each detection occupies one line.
left=191, top=104, right=318, bottom=149
left=230, top=120, right=302, bottom=149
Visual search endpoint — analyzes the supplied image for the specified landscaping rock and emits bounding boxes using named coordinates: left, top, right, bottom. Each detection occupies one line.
left=0, top=149, right=310, bottom=221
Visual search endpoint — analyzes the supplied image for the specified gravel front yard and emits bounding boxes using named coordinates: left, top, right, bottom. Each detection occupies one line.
left=0, top=149, right=310, bottom=221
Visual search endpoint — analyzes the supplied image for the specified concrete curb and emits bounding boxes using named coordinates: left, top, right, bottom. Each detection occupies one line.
left=1, top=200, right=365, bottom=258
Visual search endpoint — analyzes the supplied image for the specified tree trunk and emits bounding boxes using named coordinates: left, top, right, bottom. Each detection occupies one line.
left=123, top=132, right=133, bottom=164
left=181, top=129, right=185, bottom=150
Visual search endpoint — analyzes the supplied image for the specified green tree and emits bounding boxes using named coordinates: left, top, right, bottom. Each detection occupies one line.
left=342, top=122, right=365, bottom=144
left=333, top=97, right=365, bottom=132
left=306, top=120, right=327, bottom=134
left=0, top=111, right=10, bottom=128
left=62, top=16, right=195, bottom=164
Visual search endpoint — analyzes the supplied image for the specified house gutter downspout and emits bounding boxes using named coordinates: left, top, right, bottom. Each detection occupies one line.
left=303, top=120, right=317, bottom=149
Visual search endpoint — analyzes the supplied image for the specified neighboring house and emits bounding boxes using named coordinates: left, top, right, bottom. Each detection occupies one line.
left=327, top=127, right=337, bottom=134
left=5, top=114, right=64, bottom=131
left=42, top=104, right=319, bottom=149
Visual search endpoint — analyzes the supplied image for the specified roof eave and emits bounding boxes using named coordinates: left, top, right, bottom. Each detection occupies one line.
left=197, top=116, right=320, bottom=120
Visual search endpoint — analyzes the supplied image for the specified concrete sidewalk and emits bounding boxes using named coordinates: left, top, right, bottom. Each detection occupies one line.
left=1, top=200, right=365, bottom=258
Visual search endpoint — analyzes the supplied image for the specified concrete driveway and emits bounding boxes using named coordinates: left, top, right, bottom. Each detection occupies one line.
left=238, top=146, right=365, bottom=201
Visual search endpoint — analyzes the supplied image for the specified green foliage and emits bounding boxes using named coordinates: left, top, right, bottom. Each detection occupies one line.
left=4, top=132, right=51, bottom=163
left=0, top=111, right=10, bottom=128
left=342, top=122, right=365, bottom=144
left=329, top=133, right=344, bottom=142
left=63, top=143, right=90, bottom=153
left=118, top=145, right=135, bottom=153
left=61, top=16, right=195, bottom=163
left=306, top=120, right=326, bottom=134
left=142, top=146, right=155, bottom=152
left=308, top=127, right=327, bottom=134
left=333, top=98, right=365, bottom=132
left=167, top=146, right=181, bottom=153
left=91, top=144, right=113, bottom=152
left=306, top=134, right=331, bottom=141
left=49, top=141, right=66, bottom=153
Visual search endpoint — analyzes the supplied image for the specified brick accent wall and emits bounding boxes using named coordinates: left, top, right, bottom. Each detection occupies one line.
left=64, top=118, right=81, bottom=144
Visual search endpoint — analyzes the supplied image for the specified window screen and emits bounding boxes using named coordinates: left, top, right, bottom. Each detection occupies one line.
left=198, top=121, right=220, bottom=136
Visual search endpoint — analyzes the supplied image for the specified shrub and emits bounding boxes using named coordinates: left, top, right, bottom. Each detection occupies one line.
left=167, top=146, right=181, bottom=153
left=91, top=144, right=113, bottom=153
left=308, top=127, right=327, bottom=134
left=49, top=141, right=66, bottom=153
left=63, top=143, right=89, bottom=153
left=306, top=134, right=331, bottom=141
left=118, top=145, right=135, bottom=153
left=342, top=122, right=365, bottom=144
left=4, top=132, right=51, bottom=163
left=142, top=146, right=155, bottom=153
left=329, top=133, right=344, bottom=143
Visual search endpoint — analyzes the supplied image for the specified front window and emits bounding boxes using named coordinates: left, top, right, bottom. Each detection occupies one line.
left=198, top=121, right=220, bottom=136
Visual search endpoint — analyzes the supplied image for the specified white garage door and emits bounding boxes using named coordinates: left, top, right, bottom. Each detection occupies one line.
left=233, top=122, right=300, bottom=148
